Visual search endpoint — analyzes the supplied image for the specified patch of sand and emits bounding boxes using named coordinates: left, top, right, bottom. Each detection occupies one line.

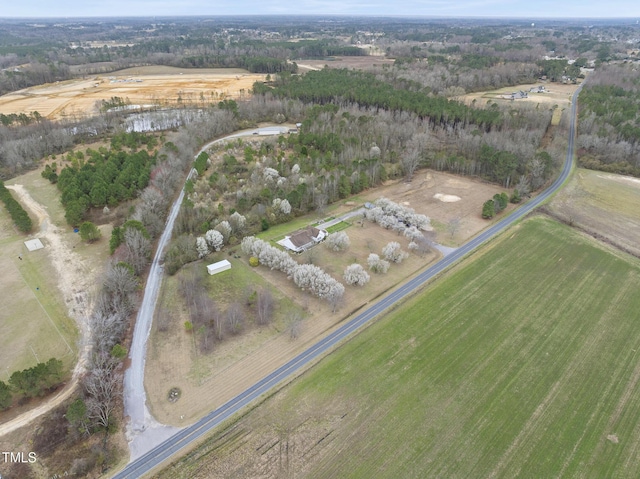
left=434, top=193, right=461, bottom=203
left=597, top=174, right=640, bottom=188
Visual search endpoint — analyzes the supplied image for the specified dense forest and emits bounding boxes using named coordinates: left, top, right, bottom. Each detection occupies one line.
left=577, top=64, right=640, bottom=176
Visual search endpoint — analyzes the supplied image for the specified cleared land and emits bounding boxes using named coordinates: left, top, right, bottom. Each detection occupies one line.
left=0, top=66, right=264, bottom=120
left=462, top=81, right=581, bottom=126
left=549, top=168, right=640, bottom=258
left=145, top=170, right=507, bottom=425
left=0, top=203, right=75, bottom=378
left=295, top=55, right=394, bottom=72
left=155, top=216, right=640, bottom=478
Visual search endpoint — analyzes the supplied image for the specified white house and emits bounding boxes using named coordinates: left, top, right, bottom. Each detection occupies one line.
left=207, top=259, right=231, bottom=275
left=278, top=226, right=328, bottom=253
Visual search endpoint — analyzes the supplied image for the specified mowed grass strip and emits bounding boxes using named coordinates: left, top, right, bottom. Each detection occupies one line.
left=157, top=216, right=640, bottom=478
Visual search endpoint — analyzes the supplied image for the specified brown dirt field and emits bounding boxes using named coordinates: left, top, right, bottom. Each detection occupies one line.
left=332, top=169, right=513, bottom=246
left=0, top=66, right=264, bottom=121
left=461, top=81, right=582, bottom=123
left=548, top=168, right=640, bottom=258
left=296, top=55, right=394, bottom=72
left=144, top=170, right=507, bottom=426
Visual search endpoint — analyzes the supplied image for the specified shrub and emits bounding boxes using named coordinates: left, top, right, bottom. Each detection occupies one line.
left=249, top=256, right=259, bottom=267
left=79, top=221, right=101, bottom=243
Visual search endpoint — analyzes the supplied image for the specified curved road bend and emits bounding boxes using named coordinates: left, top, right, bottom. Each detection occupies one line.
left=115, top=86, right=583, bottom=478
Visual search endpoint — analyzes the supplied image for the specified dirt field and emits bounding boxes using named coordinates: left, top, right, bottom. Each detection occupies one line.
left=0, top=66, right=264, bottom=121
left=144, top=170, right=508, bottom=425
left=296, top=55, right=395, bottom=72
left=334, top=169, right=513, bottom=246
left=461, top=81, right=582, bottom=125
left=548, top=168, right=640, bottom=258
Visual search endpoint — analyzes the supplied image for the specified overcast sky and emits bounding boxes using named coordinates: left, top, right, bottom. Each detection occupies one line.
left=2, top=0, right=640, bottom=18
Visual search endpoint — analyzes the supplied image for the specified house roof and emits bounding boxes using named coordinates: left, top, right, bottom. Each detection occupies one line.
left=289, top=227, right=322, bottom=248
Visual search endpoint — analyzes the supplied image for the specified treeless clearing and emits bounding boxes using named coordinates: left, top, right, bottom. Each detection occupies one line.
left=548, top=168, right=640, bottom=258
left=295, top=55, right=395, bottom=72
left=155, top=217, right=640, bottom=479
left=461, top=81, right=582, bottom=125
left=144, top=170, right=506, bottom=425
left=0, top=66, right=265, bottom=121
left=332, top=169, right=512, bottom=246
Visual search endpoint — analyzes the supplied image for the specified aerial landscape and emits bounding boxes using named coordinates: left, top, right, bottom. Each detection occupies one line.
left=0, top=2, right=640, bottom=478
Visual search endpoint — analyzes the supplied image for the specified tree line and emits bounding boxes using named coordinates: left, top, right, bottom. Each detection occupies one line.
left=0, top=179, right=32, bottom=233
left=258, top=68, right=502, bottom=130
left=0, top=358, right=64, bottom=411
left=578, top=64, right=640, bottom=177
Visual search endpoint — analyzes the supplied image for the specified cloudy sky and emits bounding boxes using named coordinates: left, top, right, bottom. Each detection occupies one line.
left=2, top=0, right=640, bottom=18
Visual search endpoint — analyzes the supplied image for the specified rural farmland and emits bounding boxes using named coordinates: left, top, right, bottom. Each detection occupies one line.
left=156, top=216, right=640, bottom=478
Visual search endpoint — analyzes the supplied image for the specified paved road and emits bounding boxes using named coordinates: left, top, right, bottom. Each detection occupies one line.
left=113, top=84, right=583, bottom=478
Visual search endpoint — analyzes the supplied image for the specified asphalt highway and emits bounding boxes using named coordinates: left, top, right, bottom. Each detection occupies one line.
left=113, top=84, right=583, bottom=478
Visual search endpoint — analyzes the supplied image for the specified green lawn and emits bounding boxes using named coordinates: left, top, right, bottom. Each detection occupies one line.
left=0, top=207, right=77, bottom=377
left=157, top=216, right=640, bottom=478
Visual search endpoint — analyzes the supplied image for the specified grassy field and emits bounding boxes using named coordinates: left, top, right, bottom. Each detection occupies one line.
left=0, top=205, right=76, bottom=377
left=156, top=216, right=640, bottom=478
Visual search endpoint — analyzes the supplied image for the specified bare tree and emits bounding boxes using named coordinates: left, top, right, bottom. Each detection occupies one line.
left=123, top=228, right=151, bottom=275
left=286, top=311, right=304, bottom=340
left=226, top=302, right=245, bottom=335
left=401, top=147, right=421, bottom=182
left=84, top=353, right=119, bottom=430
left=447, top=217, right=461, bottom=239
left=256, top=288, right=274, bottom=326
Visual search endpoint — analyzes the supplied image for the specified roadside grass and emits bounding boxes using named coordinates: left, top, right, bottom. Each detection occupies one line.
left=0, top=207, right=77, bottom=376
left=325, top=221, right=351, bottom=234
left=156, top=216, right=640, bottom=478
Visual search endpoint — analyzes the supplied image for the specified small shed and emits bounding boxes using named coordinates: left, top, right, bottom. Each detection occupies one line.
left=207, top=259, right=231, bottom=276
left=24, top=238, right=44, bottom=251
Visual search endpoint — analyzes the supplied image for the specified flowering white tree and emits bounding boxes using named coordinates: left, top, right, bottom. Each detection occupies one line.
left=242, top=236, right=344, bottom=306
left=229, top=212, right=246, bottom=236
left=292, top=264, right=344, bottom=300
left=367, top=253, right=390, bottom=274
left=214, top=220, right=232, bottom=242
left=241, top=237, right=297, bottom=275
left=196, top=236, right=210, bottom=258
left=205, top=229, right=224, bottom=251
left=272, top=198, right=292, bottom=216
left=366, top=197, right=431, bottom=232
left=383, top=241, right=409, bottom=264
left=263, top=167, right=280, bottom=184
left=344, top=263, right=370, bottom=286
left=326, top=231, right=350, bottom=252
left=404, top=226, right=424, bottom=242
left=291, top=164, right=300, bottom=175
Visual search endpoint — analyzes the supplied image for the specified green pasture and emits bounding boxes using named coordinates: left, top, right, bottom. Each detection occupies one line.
left=0, top=208, right=77, bottom=377
left=159, top=216, right=640, bottom=478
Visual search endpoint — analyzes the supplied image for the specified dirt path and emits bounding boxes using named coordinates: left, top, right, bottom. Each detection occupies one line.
left=0, top=185, right=94, bottom=436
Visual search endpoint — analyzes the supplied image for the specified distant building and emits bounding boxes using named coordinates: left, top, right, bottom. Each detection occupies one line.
left=529, top=86, right=546, bottom=93
left=207, top=259, right=231, bottom=276
left=510, top=90, right=528, bottom=100
left=278, top=227, right=328, bottom=253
